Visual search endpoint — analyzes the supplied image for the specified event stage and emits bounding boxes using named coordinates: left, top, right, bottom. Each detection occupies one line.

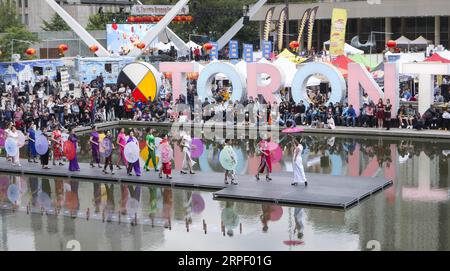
left=0, top=160, right=392, bottom=210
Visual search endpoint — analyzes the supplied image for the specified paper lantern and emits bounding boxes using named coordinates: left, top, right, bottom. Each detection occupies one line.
left=112, top=22, right=118, bottom=30
left=289, top=41, right=300, bottom=49
left=174, top=16, right=182, bottom=23
left=137, top=42, right=146, bottom=49
left=203, top=43, right=213, bottom=50
left=180, top=16, right=188, bottom=23
left=387, top=40, right=397, bottom=48
left=186, top=16, right=193, bottom=23
left=164, top=72, right=172, bottom=79
left=135, top=16, right=143, bottom=23
left=187, top=72, right=199, bottom=80
left=89, top=45, right=99, bottom=52
left=127, top=16, right=135, bottom=23
left=25, top=48, right=36, bottom=56
left=58, top=44, right=69, bottom=52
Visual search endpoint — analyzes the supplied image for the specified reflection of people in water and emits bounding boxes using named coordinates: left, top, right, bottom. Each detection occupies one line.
left=294, top=208, right=305, bottom=240
left=105, top=184, right=115, bottom=222
left=260, top=204, right=272, bottom=233
left=221, top=201, right=239, bottom=237
left=148, top=187, right=159, bottom=219
left=162, top=188, right=173, bottom=228
left=184, top=191, right=193, bottom=224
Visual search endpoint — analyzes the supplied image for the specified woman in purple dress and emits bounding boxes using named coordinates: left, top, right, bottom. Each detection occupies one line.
left=89, top=126, right=101, bottom=168
left=126, top=131, right=141, bottom=177
left=68, top=128, right=80, bottom=172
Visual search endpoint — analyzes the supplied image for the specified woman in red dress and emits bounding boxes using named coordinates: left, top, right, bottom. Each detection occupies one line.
left=255, top=137, right=273, bottom=182
left=375, top=98, right=385, bottom=129
left=51, top=125, right=64, bottom=166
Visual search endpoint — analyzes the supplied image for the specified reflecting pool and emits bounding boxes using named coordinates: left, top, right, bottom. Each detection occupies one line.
left=1, top=128, right=449, bottom=251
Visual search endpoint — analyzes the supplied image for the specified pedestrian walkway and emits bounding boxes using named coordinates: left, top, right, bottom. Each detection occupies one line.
left=0, top=159, right=392, bottom=209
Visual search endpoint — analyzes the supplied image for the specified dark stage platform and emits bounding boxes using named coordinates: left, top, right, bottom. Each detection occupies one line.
left=0, top=160, right=392, bottom=209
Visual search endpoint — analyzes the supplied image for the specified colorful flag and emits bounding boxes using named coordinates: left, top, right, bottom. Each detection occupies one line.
left=262, top=41, right=272, bottom=60
left=329, top=8, right=348, bottom=57
left=209, top=41, right=219, bottom=60
left=229, top=40, right=239, bottom=59
left=243, top=44, right=254, bottom=62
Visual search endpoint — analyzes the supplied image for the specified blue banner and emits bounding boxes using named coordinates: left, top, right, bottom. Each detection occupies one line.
left=209, top=41, right=219, bottom=60
left=243, top=44, right=254, bottom=62
left=229, top=40, right=239, bottom=59
left=262, top=41, right=272, bottom=60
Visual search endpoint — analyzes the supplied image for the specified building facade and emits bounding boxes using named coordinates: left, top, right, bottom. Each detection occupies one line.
left=14, top=0, right=134, bottom=33
left=252, top=0, right=450, bottom=52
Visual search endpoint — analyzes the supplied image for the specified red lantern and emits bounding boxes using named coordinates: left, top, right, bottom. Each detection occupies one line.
left=186, top=16, right=193, bottom=23
left=203, top=43, right=213, bottom=51
left=187, top=72, right=199, bottom=80
left=127, top=16, right=135, bottom=23
left=58, top=44, right=69, bottom=52
left=180, top=16, right=188, bottom=23
left=112, top=22, right=118, bottom=30
left=164, top=72, right=172, bottom=79
left=289, top=41, right=300, bottom=49
left=137, top=43, right=146, bottom=49
left=25, top=48, right=36, bottom=56
left=89, top=45, right=99, bottom=53
left=175, top=16, right=182, bottom=23
left=387, top=40, right=397, bottom=48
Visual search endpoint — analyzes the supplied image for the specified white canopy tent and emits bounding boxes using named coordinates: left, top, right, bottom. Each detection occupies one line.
left=395, top=36, right=412, bottom=47
left=323, top=40, right=364, bottom=55
left=187, top=40, right=201, bottom=49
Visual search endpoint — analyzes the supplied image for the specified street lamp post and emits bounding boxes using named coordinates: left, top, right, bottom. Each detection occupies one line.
left=11, top=39, right=33, bottom=62
left=188, top=34, right=208, bottom=61
left=368, top=31, right=393, bottom=66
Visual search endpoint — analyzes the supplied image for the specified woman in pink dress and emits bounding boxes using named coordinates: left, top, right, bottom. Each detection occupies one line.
left=116, top=128, right=127, bottom=169
left=255, top=137, right=273, bottom=182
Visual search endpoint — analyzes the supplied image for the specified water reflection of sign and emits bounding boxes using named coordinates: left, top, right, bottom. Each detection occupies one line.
left=262, top=41, right=272, bottom=60
left=209, top=42, right=219, bottom=61
left=131, top=5, right=189, bottom=15
left=229, top=40, right=239, bottom=59
left=243, top=44, right=253, bottom=63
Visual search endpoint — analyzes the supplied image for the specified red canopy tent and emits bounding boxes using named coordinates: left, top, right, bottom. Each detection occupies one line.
left=424, top=53, right=450, bottom=63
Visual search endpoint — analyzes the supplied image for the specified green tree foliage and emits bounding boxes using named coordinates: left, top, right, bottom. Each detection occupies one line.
left=141, top=0, right=260, bottom=45
left=86, top=13, right=117, bottom=30
left=41, top=13, right=71, bottom=31
left=0, top=26, right=40, bottom=61
left=0, top=0, right=21, bottom=31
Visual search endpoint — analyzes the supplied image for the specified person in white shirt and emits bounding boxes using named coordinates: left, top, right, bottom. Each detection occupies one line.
left=443, top=108, right=450, bottom=130
left=326, top=114, right=336, bottom=129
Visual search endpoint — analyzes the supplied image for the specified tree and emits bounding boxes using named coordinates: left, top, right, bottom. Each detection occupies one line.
left=86, top=13, right=115, bottom=30
left=0, top=26, right=40, bottom=61
left=41, top=14, right=70, bottom=31
left=0, top=0, right=21, bottom=31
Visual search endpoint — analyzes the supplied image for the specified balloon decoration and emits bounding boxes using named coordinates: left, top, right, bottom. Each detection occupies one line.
left=124, top=142, right=140, bottom=163
left=35, top=135, right=49, bottom=155
left=137, top=42, right=146, bottom=49
left=58, top=44, right=69, bottom=53
left=386, top=40, right=397, bottom=48
left=126, top=15, right=193, bottom=24
left=63, top=141, right=76, bottom=161
left=187, top=72, right=199, bottom=80
left=89, top=45, right=99, bottom=53
left=17, top=131, right=26, bottom=148
left=5, top=138, right=18, bottom=157
left=203, top=43, right=213, bottom=51
left=164, top=72, right=172, bottom=79
left=289, top=41, right=300, bottom=49
left=191, top=138, right=204, bottom=158
left=25, top=48, right=36, bottom=56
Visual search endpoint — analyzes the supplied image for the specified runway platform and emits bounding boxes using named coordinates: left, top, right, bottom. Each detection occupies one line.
left=0, top=160, right=392, bottom=209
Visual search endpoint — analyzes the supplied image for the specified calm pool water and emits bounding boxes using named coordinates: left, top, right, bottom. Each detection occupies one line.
left=0, top=128, right=449, bottom=251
